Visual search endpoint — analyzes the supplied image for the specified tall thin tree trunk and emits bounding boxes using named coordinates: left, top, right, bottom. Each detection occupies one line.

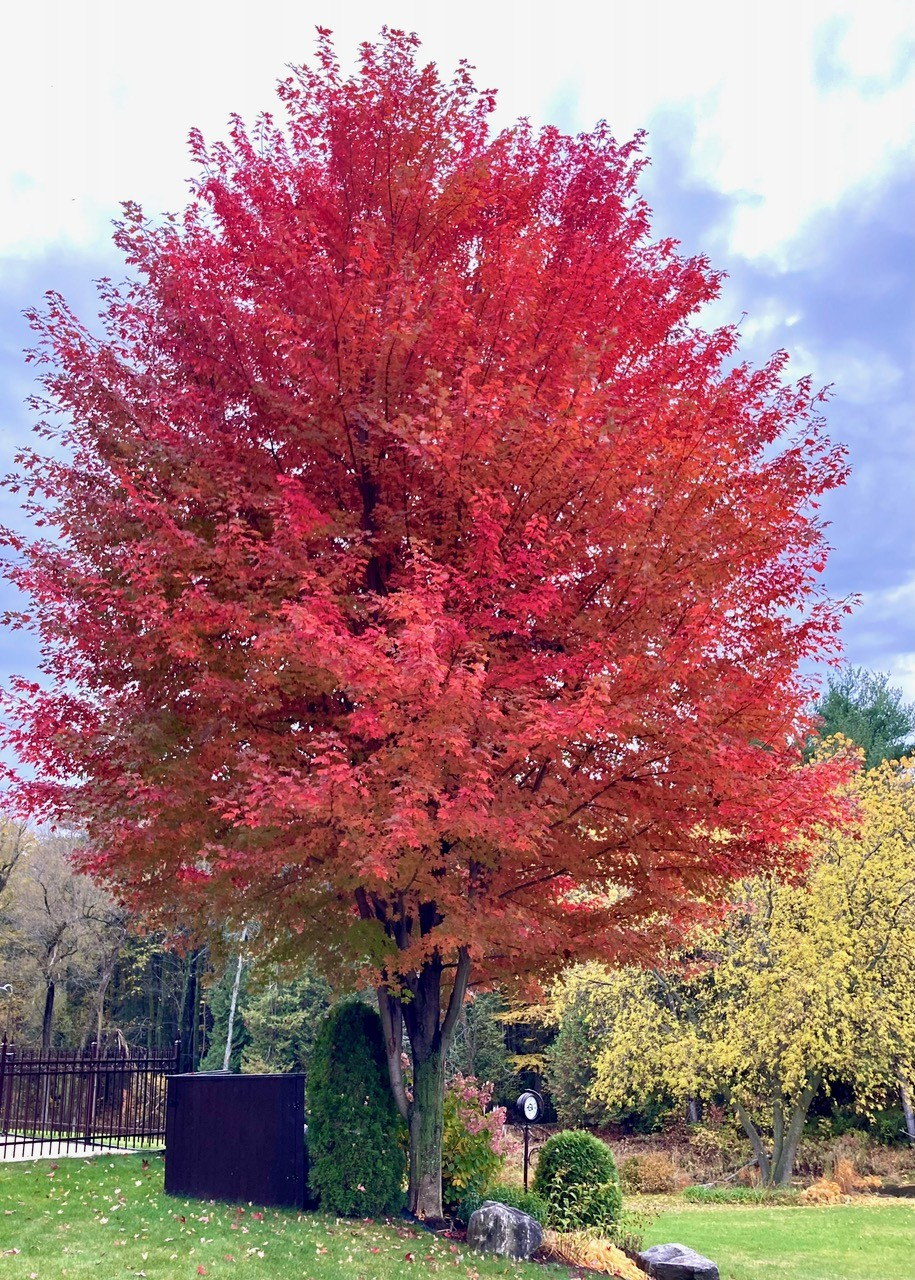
left=222, top=930, right=248, bottom=1073
left=188, top=950, right=201, bottom=1070
left=151, top=952, right=164, bottom=1052
left=145, top=955, right=155, bottom=1053
left=41, top=979, right=56, bottom=1051
left=771, top=1098, right=785, bottom=1179
left=92, top=955, right=118, bottom=1047
left=402, top=956, right=446, bottom=1219
left=178, top=948, right=204, bottom=1072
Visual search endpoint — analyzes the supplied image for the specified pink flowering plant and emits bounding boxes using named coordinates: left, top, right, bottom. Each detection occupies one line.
left=441, top=1073, right=509, bottom=1209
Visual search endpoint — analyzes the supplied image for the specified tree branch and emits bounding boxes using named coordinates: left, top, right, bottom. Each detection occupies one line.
left=376, top=984, right=410, bottom=1122
left=440, top=946, right=471, bottom=1051
left=731, top=1094, right=771, bottom=1185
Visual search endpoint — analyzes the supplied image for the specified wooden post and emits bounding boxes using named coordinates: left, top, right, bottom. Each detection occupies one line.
left=83, top=1041, right=99, bottom=1147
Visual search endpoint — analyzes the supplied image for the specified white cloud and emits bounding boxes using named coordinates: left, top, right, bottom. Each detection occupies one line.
left=859, top=575, right=915, bottom=618
left=885, top=660, right=915, bottom=701
left=1, top=1, right=913, bottom=263
left=887, top=653, right=915, bottom=702
left=789, top=341, right=906, bottom=406
left=849, top=576, right=915, bottom=697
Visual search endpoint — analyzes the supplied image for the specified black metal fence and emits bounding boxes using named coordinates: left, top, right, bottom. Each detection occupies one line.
left=0, top=1037, right=180, bottom=1158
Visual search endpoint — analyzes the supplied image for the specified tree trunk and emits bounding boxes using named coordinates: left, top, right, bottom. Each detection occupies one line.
left=92, top=955, right=117, bottom=1048
left=222, top=934, right=247, bottom=1073
left=179, top=948, right=204, bottom=1072
left=401, top=955, right=447, bottom=1220
left=41, top=979, right=56, bottom=1051
left=146, top=953, right=156, bottom=1054
left=771, top=1080, right=818, bottom=1186
left=408, top=1046, right=446, bottom=1217
left=377, top=944, right=471, bottom=1220
left=899, top=1069, right=915, bottom=1144
left=732, top=1097, right=771, bottom=1185
left=733, top=1081, right=818, bottom=1187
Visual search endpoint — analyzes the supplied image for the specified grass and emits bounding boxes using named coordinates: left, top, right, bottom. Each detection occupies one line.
left=5, top=1155, right=914, bottom=1280
left=0, top=1153, right=573, bottom=1280
left=639, top=1193, right=915, bottom=1280
left=680, top=1185, right=800, bottom=1204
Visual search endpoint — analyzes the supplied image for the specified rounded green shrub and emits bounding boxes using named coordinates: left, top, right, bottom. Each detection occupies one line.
left=533, top=1129, right=622, bottom=1230
left=455, top=1182, right=548, bottom=1226
left=306, top=999, right=406, bottom=1216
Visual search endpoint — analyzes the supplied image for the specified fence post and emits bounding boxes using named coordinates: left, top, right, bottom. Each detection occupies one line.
left=83, top=1040, right=99, bottom=1147
left=0, top=1037, right=6, bottom=1121
left=173, top=1039, right=182, bottom=1074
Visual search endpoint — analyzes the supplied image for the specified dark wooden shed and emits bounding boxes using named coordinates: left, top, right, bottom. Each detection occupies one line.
left=164, top=1072, right=308, bottom=1208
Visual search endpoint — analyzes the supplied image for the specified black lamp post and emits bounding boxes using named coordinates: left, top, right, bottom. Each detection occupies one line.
left=515, top=1090, right=544, bottom=1190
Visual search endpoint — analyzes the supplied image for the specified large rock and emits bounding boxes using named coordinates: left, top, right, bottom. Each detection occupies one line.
left=638, top=1242, right=720, bottom=1280
left=466, top=1200, right=544, bottom=1261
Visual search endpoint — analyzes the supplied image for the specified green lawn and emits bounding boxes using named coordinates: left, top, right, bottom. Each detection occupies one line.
left=4, top=1155, right=913, bottom=1280
left=641, top=1196, right=915, bottom=1280
left=0, top=1154, right=571, bottom=1280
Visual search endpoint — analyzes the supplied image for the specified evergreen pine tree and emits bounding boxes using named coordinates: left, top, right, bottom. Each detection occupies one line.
left=811, top=667, right=915, bottom=768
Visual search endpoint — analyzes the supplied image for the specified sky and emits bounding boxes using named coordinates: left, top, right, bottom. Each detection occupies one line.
left=1, top=0, right=913, bottom=701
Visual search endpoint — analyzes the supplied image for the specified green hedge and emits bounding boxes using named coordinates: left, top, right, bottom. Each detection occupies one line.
left=456, top=1182, right=548, bottom=1225
left=307, top=999, right=406, bottom=1216
left=533, top=1129, right=622, bottom=1230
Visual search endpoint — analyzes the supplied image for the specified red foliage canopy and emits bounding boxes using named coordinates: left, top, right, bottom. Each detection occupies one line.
left=3, top=32, right=848, bottom=987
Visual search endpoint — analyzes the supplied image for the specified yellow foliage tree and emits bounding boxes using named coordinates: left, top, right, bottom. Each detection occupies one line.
left=553, top=758, right=915, bottom=1184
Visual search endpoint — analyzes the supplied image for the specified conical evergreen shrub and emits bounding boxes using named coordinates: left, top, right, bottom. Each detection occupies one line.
left=307, top=999, right=406, bottom=1216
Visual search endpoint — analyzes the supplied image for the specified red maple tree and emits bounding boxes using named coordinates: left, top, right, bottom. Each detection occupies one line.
left=2, top=31, right=849, bottom=1214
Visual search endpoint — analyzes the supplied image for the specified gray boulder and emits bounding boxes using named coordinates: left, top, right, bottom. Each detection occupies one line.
left=638, top=1242, right=720, bottom=1280
left=466, top=1200, right=544, bottom=1261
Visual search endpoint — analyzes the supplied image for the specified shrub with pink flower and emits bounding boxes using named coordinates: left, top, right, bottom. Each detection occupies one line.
left=441, top=1073, right=508, bottom=1209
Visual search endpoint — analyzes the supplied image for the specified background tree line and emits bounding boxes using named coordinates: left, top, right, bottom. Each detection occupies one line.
left=1, top=665, right=912, bottom=1183
left=0, top=827, right=528, bottom=1091
left=544, top=666, right=915, bottom=1181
